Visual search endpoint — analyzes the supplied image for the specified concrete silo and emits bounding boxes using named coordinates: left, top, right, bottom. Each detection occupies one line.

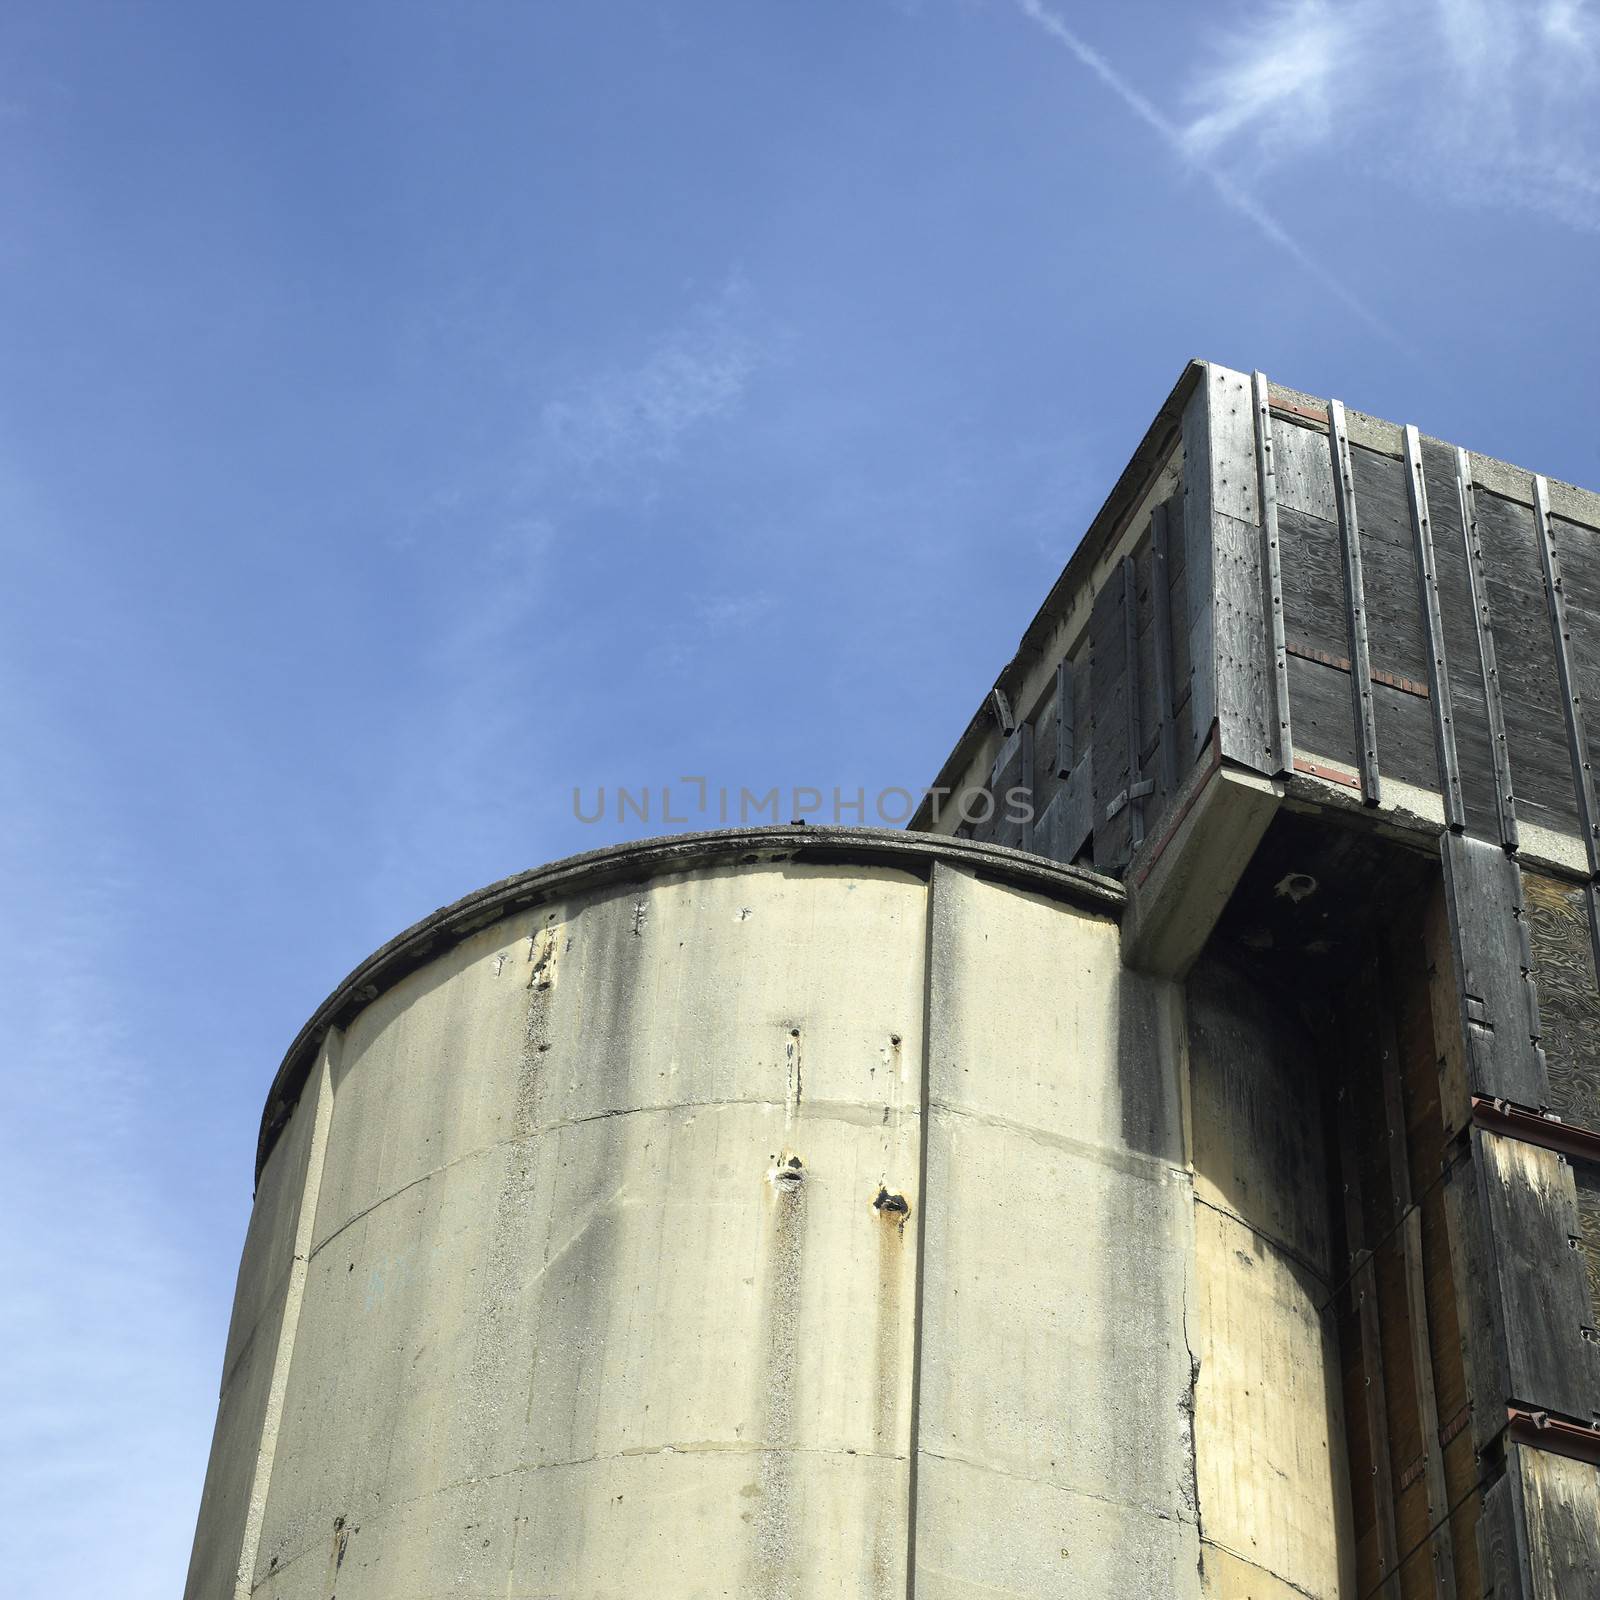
left=188, top=832, right=1221, bottom=1598
left=189, top=362, right=1600, bottom=1599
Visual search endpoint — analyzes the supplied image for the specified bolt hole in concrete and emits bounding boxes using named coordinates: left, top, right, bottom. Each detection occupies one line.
left=873, top=1186, right=909, bottom=1218
left=769, top=1155, right=804, bottom=1188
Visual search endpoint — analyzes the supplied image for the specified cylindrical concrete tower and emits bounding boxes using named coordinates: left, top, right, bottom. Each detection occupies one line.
left=185, top=826, right=1234, bottom=1599
left=189, top=354, right=1600, bottom=1597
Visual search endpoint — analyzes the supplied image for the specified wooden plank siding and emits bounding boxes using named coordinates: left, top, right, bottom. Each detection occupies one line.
left=1440, top=833, right=1549, bottom=1110
left=1475, top=489, right=1585, bottom=841
left=1522, top=868, right=1600, bottom=1133
left=962, top=488, right=1191, bottom=873
left=1501, top=1446, right=1600, bottom=1600
left=1329, top=897, right=1479, bottom=1600
left=1270, top=392, right=1600, bottom=869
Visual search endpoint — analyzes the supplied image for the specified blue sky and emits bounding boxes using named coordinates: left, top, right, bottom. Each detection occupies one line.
left=3, top=1, right=1597, bottom=1592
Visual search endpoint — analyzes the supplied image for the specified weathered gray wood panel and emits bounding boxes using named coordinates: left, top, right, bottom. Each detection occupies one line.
left=1072, top=635, right=1093, bottom=772
left=1213, top=508, right=1275, bottom=771
left=1151, top=500, right=1180, bottom=795
left=1351, top=442, right=1431, bottom=688
left=1054, top=658, right=1075, bottom=777
left=1184, top=384, right=1218, bottom=761
left=1271, top=414, right=1336, bottom=521
left=1441, top=834, right=1548, bottom=1108
left=1121, top=553, right=1147, bottom=851
left=1549, top=515, right=1600, bottom=869
left=1472, top=1128, right=1600, bottom=1423
left=1164, top=489, right=1192, bottom=721
left=1562, top=591, right=1600, bottom=762
left=1511, top=1447, right=1600, bottom=1600
left=1374, top=681, right=1441, bottom=797
left=1477, top=490, right=1584, bottom=838
left=1254, top=372, right=1292, bottom=774
left=1030, top=679, right=1066, bottom=829
left=1572, top=1156, right=1600, bottom=1331
left=1034, top=753, right=1093, bottom=866
left=1482, top=1442, right=1600, bottom=1600
left=988, top=721, right=1034, bottom=853
left=1287, top=653, right=1360, bottom=771
left=1185, top=365, right=1277, bottom=773
left=1534, top=481, right=1600, bottom=895
left=1279, top=505, right=1350, bottom=662
left=1522, top=869, right=1600, bottom=1135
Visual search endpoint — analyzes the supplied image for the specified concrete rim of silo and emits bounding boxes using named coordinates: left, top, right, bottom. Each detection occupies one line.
left=254, top=825, right=1122, bottom=1182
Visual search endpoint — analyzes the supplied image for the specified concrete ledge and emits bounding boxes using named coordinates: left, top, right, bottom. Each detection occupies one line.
left=255, top=826, right=1123, bottom=1181
left=1121, top=758, right=1283, bottom=979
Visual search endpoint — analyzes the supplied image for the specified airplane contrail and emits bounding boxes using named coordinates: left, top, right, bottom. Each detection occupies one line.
left=1013, top=0, right=1402, bottom=348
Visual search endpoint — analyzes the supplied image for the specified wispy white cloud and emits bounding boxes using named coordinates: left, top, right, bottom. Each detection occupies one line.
left=530, top=273, right=765, bottom=504
left=1181, top=0, right=1600, bottom=231
left=1180, top=0, right=1352, bottom=162
left=1012, top=0, right=1399, bottom=341
left=364, top=273, right=771, bottom=911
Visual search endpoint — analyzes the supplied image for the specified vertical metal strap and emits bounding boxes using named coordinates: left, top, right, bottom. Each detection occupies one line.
left=1122, top=553, right=1145, bottom=851
left=1405, top=426, right=1465, bottom=829
left=1150, top=501, right=1180, bottom=795
left=1330, top=400, right=1381, bottom=805
left=1253, top=371, right=1292, bottom=774
left=1055, top=658, right=1075, bottom=778
left=1454, top=449, right=1518, bottom=848
left=1532, top=475, right=1600, bottom=986
left=1017, top=722, right=1036, bottom=856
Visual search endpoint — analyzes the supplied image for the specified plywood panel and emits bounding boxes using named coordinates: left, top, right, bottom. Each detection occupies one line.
left=1477, top=490, right=1584, bottom=838
left=1272, top=416, right=1336, bottom=522
left=1571, top=1156, right=1600, bottom=1332
left=1288, top=653, right=1360, bottom=773
left=1374, top=679, right=1441, bottom=796
left=1475, top=1129, right=1600, bottom=1421
left=1280, top=504, right=1350, bottom=663
left=1510, top=1445, right=1600, bottom=1600
left=1522, top=869, right=1600, bottom=1132
left=1351, top=443, right=1430, bottom=686
left=1441, top=835, right=1548, bottom=1110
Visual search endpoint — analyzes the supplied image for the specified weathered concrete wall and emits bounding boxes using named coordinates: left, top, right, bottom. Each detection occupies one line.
left=916, top=862, right=1199, bottom=1597
left=1187, top=959, right=1356, bottom=1599
left=186, top=835, right=1209, bottom=1599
